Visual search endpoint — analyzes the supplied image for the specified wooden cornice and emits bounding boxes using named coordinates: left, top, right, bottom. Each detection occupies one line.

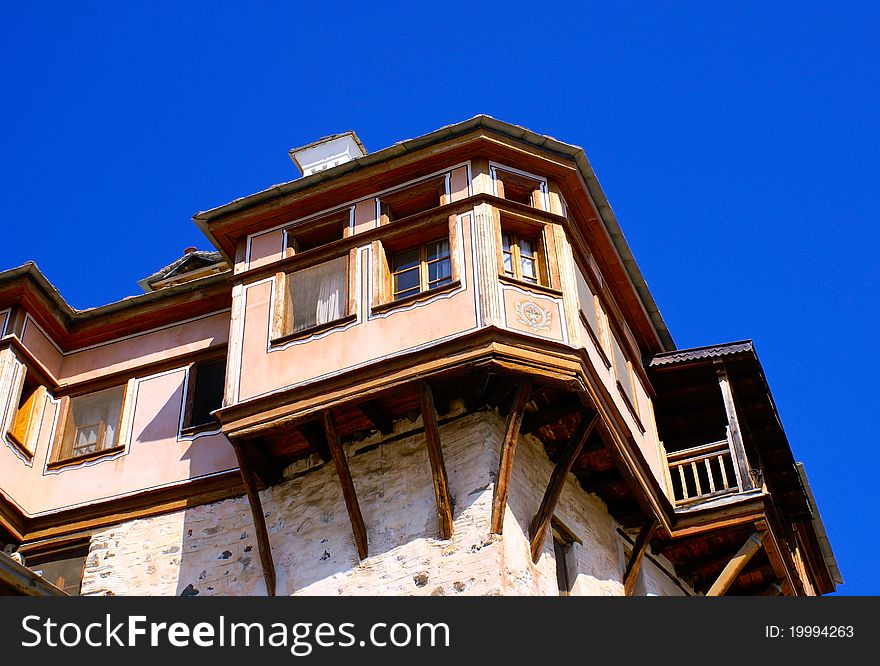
left=0, top=264, right=232, bottom=354
left=5, top=471, right=244, bottom=545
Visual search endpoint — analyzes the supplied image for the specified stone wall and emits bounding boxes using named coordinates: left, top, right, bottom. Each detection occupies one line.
left=81, top=409, right=692, bottom=596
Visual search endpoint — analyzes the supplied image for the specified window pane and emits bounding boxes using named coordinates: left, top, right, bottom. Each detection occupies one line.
left=521, top=256, right=538, bottom=282
left=427, top=258, right=451, bottom=283
left=67, top=385, right=124, bottom=458
left=426, top=239, right=449, bottom=262
left=502, top=233, right=513, bottom=251
left=290, top=256, right=347, bottom=333
left=519, top=237, right=536, bottom=258
left=575, top=270, right=600, bottom=336
left=393, top=266, right=420, bottom=297
left=502, top=250, right=513, bottom=275
left=391, top=248, right=420, bottom=272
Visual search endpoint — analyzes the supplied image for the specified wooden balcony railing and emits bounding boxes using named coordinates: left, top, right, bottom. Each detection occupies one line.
left=666, top=438, right=742, bottom=505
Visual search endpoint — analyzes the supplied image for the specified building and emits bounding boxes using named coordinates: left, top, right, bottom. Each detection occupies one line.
left=0, top=116, right=841, bottom=596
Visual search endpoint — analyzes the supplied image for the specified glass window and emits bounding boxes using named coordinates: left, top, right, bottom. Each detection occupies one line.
left=57, top=385, right=125, bottom=461
left=391, top=238, right=452, bottom=300
left=286, top=255, right=348, bottom=333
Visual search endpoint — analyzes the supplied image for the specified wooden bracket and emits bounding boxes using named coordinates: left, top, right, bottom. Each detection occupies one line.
left=528, top=411, right=599, bottom=562
left=706, top=531, right=766, bottom=596
left=490, top=383, right=532, bottom=534
left=357, top=400, right=394, bottom=436
left=623, top=518, right=659, bottom=596
left=419, top=383, right=454, bottom=539
left=230, top=440, right=277, bottom=596
left=323, top=410, right=368, bottom=560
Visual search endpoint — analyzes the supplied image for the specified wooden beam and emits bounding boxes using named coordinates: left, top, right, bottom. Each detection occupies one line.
left=759, top=581, right=783, bottom=596
left=520, top=398, right=583, bottom=436
left=299, top=420, right=331, bottom=463
left=230, top=440, right=276, bottom=596
left=357, top=400, right=394, bottom=436
left=528, top=412, right=599, bottom=562
left=418, top=383, right=454, bottom=539
left=623, top=518, right=659, bottom=596
left=323, top=410, right=368, bottom=560
left=706, top=531, right=766, bottom=596
left=716, top=363, right=754, bottom=491
left=244, top=438, right=282, bottom=490
left=490, top=383, right=532, bottom=534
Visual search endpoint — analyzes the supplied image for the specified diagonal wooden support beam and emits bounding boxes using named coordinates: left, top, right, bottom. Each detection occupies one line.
left=245, top=438, right=283, bottom=490
left=419, top=383, right=454, bottom=540
left=357, top=400, right=394, bottom=436
left=299, top=420, right=331, bottom=463
left=707, top=531, right=766, bottom=596
left=528, top=411, right=599, bottom=562
left=231, top=440, right=276, bottom=596
left=623, top=518, right=659, bottom=596
left=490, top=382, right=532, bottom=534
left=323, top=410, right=368, bottom=560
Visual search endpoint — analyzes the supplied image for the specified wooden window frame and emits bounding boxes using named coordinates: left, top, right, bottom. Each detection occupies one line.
left=49, top=385, right=128, bottom=469
left=3, top=353, right=47, bottom=459
left=181, top=354, right=227, bottom=435
left=378, top=174, right=449, bottom=225
left=574, top=263, right=611, bottom=368
left=271, top=250, right=358, bottom=344
left=372, top=216, right=462, bottom=314
left=390, top=238, right=452, bottom=301
left=24, top=542, right=89, bottom=596
left=492, top=165, right=547, bottom=210
left=610, top=331, right=645, bottom=432
left=494, top=213, right=559, bottom=293
left=283, top=208, right=349, bottom=258
left=551, top=519, right=581, bottom=596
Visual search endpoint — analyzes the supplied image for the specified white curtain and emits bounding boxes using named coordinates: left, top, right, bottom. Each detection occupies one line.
left=291, top=256, right=347, bottom=332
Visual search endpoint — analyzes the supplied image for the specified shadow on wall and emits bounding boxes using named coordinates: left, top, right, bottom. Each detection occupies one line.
left=173, top=412, right=499, bottom=597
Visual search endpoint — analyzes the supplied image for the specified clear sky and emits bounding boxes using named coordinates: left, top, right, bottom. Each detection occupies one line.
left=2, top=3, right=876, bottom=594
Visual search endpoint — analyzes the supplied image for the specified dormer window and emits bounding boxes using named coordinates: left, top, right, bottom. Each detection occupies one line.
left=379, top=175, right=447, bottom=223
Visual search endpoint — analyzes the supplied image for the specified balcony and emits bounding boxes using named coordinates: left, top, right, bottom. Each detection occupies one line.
left=666, top=429, right=748, bottom=505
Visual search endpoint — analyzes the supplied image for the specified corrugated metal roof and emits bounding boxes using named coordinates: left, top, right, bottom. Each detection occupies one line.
left=649, top=340, right=754, bottom=367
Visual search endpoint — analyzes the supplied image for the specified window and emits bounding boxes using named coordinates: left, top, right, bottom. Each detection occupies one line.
left=278, top=255, right=349, bottom=337
left=379, top=175, right=447, bottom=223
left=284, top=209, right=347, bottom=256
left=4, top=360, right=44, bottom=456
left=493, top=167, right=545, bottom=209
left=27, top=546, right=88, bottom=596
left=183, top=357, right=226, bottom=431
left=502, top=231, right=541, bottom=284
left=611, top=333, right=639, bottom=418
left=390, top=238, right=452, bottom=300
left=554, top=536, right=572, bottom=595
left=54, top=385, right=125, bottom=463
left=496, top=214, right=548, bottom=287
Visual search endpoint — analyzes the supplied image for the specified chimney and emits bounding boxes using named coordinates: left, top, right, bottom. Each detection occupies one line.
left=289, top=131, right=367, bottom=177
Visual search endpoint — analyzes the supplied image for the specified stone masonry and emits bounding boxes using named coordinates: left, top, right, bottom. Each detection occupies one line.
left=82, top=408, right=689, bottom=596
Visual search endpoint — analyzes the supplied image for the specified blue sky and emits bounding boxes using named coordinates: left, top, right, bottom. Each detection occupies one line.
left=2, top=2, right=877, bottom=594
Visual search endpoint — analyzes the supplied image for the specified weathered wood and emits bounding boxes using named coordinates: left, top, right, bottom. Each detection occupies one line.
left=230, top=440, right=276, bottom=596
left=323, top=410, right=368, bottom=560
left=520, top=397, right=583, bottom=436
left=706, top=531, right=766, bottom=596
left=716, top=363, right=754, bottom=491
left=299, top=420, right=331, bottom=463
left=242, top=440, right=282, bottom=490
left=623, top=518, right=659, bottom=596
left=357, top=400, right=394, bottom=435
left=418, top=384, right=454, bottom=539
left=490, top=383, right=532, bottom=534
left=528, top=412, right=599, bottom=562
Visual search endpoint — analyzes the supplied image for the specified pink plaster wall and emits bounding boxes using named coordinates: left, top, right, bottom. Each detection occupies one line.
left=59, top=312, right=229, bottom=385
left=248, top=229, right=285, bottom=270
left=236, top=217, right=478, bottom=401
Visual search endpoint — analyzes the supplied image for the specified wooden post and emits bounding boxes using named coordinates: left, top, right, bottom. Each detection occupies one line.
left=323, top=410, right=368, bottom=560
left=623, top=519, right=659, bottom=596
left=419, top=384, right=455, bottom=539
left=716, top=363, right=754, bottom=491
left=490, top=383, right=532, bottom=534
left=230, top=440, right=277, bottom=596
left=528, top=412, right=599, bottom=562
left=706, top=531, right=766, bottom=596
